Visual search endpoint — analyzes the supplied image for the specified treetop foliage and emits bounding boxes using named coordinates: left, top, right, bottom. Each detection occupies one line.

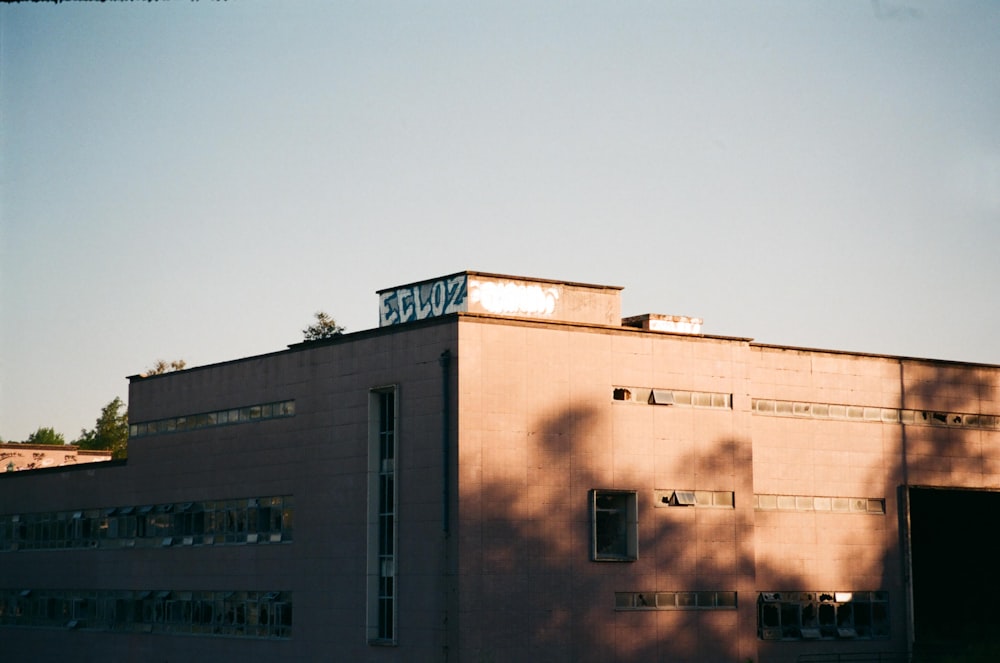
left=142, top=359, right=186, bottom=377
left=26, top=427, right=65, bottom=446
left=302, top=311, right=345, bottom=341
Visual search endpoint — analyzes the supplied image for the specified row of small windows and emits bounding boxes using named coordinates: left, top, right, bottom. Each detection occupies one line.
left=616, top=590, right=737, bottom=610
left=591, top=489, right=882, bottom=562
left=0, top=588, right=291, bottom=639
left=613, top=388, right=999, bottom=432
left=0, top=495, right=293, bottom=552
left=755, top=494, right=885, bottom=515
left=758, top=591, right=889, bottom=641
left=654, top=489, right=735, bottom=508
left=128, top=400, right=295, bottom=438
left=613, top=387, right=732, bottom=409
left=753, top=399, right=1000, bottom=431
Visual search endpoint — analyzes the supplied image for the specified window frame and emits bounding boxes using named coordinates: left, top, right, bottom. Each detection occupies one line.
left=367, top=386, right=399, bottom=645
left=590, top=489, right=638, bottom=562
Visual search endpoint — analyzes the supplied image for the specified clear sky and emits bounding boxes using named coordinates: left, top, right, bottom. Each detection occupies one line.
left=1, top=1, right=998, bottom=443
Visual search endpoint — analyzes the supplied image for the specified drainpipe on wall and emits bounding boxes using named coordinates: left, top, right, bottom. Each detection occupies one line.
left=899, top=359, right=915, bottom=662
left=439, top=349, right=452, bottom=535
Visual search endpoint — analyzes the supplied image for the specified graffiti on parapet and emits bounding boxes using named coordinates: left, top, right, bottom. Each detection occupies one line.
left=468, top=279, right=560, bottom=316
left=379, top=274, right=468, bottom=326
left=379, top=274, right=563, bottom=326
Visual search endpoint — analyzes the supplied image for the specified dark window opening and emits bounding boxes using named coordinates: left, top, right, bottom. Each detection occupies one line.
left=910, top=487, right=1000, bottom=648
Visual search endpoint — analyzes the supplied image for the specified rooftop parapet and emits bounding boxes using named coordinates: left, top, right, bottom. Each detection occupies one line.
left=378, top=271, right=622, bottom=327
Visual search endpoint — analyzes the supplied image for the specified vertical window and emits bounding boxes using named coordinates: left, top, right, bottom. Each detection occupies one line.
left=368, top=387, right=398, bottom=643
left=591, top=489, right=638, bottom=561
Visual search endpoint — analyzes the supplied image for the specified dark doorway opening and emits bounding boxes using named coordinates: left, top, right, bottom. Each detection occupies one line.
left=909, top=487, right=1000, bottom=650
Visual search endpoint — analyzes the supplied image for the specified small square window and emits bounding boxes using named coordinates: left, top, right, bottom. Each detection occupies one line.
left=712, top=393, right=732, bottom=408
left=591, top=490, right=638, bottom=561
left=670, top=490, right=697, bottom=506
left=777, top=495, right=796, bottom=510
left=676, top=592, right=696, bottom=607
left=656, top=592, right=676, bottom=608
left=615, top=592, right=634, bottom=608
left=672, top=391, right=692, bottom=406
left=832, top=498, right=851, bottom=512
left=695, top=591, right=717, bottom=607
left=716, top=591, right=737, bottom=608
left=693, top=392, right=713, bottom=408
left=713, top=491, right=734, bottom=508
left=649, top=389, right=675, bottom=405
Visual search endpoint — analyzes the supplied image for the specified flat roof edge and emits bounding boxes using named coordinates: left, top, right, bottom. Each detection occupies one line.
left=129, top=315, right=459, bottom=382
left=751, top=341, right=1000, bottom=369
left=376, top=270, right=623, bottom=294
left=457, top=312, right=754, bottom=342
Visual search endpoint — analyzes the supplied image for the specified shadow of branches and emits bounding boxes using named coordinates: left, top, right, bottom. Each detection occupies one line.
left=456, top=353, right=1000, bottom=663
left=457, top=402, right=806, bottom=663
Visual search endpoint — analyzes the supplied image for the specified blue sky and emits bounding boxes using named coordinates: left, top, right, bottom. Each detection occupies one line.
left=2, top=1, right=998, bottom=442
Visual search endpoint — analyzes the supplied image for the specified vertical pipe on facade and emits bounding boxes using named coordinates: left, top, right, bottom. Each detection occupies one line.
left=439, top=350, right=452, bottom=536
left=899, top=359, right=914, bottom=660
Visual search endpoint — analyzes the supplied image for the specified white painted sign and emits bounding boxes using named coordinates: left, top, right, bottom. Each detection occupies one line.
left=468, top=279, right=560, bottom=316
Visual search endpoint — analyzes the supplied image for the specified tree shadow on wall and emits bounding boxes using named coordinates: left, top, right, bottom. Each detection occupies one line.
left=459, top=403, right=813, bottom=663
left=866, top=362, right=1000, bottom=663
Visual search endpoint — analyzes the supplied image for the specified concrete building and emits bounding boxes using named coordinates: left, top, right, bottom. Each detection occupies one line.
left=0, top=443, right=112, bottom=472
left=1, top=270, right=998, bottom=662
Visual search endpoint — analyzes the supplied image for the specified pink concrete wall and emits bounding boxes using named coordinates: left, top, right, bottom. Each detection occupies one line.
left=455, top=317, right=756, bottom=663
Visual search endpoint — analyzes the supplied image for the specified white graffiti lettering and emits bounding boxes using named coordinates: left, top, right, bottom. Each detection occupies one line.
left=468, top=279, right=560, bottom=316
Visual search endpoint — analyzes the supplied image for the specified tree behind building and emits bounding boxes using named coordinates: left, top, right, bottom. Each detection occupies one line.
left=26, top=427, right=65, bottom=446
left=76, top=397, right=129, bottom=460
left=302, top=312, right=345, bottom=341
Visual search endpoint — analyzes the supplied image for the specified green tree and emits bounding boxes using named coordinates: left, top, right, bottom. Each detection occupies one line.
left=302, top=311, right=345, bottom=341
left=76, top=397, right=129, bottom=460
left=26, top=427, right=65, bottom=446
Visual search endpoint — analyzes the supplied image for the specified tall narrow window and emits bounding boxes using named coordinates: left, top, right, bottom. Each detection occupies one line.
left=590, top=489, right=638, bottom=561
left=368, top=388, right=398, bottom=643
